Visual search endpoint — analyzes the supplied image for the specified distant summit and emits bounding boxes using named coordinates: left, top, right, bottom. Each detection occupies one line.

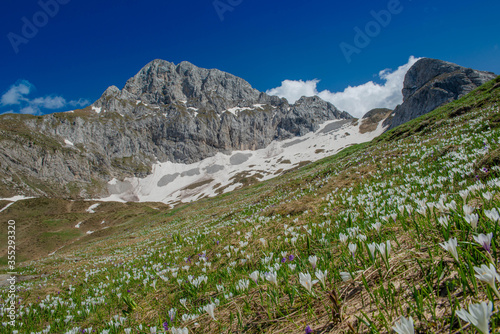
left=385, top=58, right=496, bottom=129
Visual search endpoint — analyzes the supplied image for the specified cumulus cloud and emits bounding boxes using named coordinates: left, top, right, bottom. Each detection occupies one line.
left=266, top=79, right=320, bottom=105
left=0, top=80, right=90, bottom=115
left=266, top=56, right=421, bottom=118
left=20, top=106, right=39, bottom=115
left=31, top=96, right=67, bottom=109
left=1, top=80, right=33, bottom=105
left=69, top=98, right=91, bottom=107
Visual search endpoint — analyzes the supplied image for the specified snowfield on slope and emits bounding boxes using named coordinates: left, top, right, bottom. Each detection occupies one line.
left=100, top=118, right=387, bottom=205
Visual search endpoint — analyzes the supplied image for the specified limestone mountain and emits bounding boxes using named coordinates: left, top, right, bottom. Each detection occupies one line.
left=0, top=60, right=352, bottom=199
left=385, top=58, right=496, bottom=130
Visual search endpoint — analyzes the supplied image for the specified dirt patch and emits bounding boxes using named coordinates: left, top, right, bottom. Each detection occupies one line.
left=475, top=147, right=500, bottom=178
left=265, top=202, right=312, bottom=217
left=181, top=179, right=214, bottom=191
left=359, top=108, right=392, bottom=134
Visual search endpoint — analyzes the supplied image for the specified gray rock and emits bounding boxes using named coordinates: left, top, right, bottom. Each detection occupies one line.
left=205, top=165, right=225, bottom=174
left=385, top=58, right=496, bottom=130
left=157, top=174, right=180, bottom=187
left=230, top=153, right=252, bottom=165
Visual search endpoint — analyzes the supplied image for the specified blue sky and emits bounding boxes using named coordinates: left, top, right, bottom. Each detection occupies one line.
left=1, top=0, right=499, bottom=116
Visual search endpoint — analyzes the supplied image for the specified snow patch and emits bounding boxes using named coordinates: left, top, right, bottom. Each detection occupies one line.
left=99, top=116, right=387, bottom=206
left=0, top=195, right=34, bottom=202
left=0, top=202, right=15, bottom=213
left=223, top=106, right=256, bottom=116
left=91, top=106, right=102, bottom=114
left=252, top=104, right=267, bottom=109
left=86, top=203, right=100, bottom=213
left=75, top=222, right=83, bottom=228
left=64, top=139, right=74, bottom=146
left=188, top=107, right=199, bottom=117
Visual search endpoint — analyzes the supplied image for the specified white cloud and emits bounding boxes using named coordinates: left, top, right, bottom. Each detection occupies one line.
left=266, top=79, right=320, bottom=106
left=69, top=98, right=91, bottom=107
left=266, top=56, right=421, bottom=118
left=32, top=96, right=67, bottom=109
left=1, top=80, right=33, bottom=106
left=20, top=106, right=39, bottom=115
left=0, top=80, right=90, bottom=115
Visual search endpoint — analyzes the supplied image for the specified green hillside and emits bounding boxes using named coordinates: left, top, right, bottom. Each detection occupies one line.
left=1, top=75, right=500, bottom=333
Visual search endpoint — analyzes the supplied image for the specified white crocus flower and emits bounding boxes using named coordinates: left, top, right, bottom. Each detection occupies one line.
left=348, top=243, right=357, bottom=258
left=464, top=213, right=479, bottom=230
left=483, top=192, right=494, bottom=201
left=474, top=263, right=500, bottom=299
left=371, top=222, right=381, bottom=232
left=459, top=190, right=469, bottom=203
left=339, top=233, right=348, bottom=243
left=456, top=301, right=493, bottom=334
left=203, top=303, right=216, bottom=321
left=179, top=298, right=188, bottom=309
left=377, top=240, right=391, bottom=263
left=315, top=269, right=327, bottom=288
left=437, top=216, right=449, bottom=228
left=392, top=316, right=414, bottom=334
left=473, top=233, right=493, bottom=253
left=463, top=204, right=474, bottom=215
left=299, top=272, right=318, bottom=293
left=171, top=328, right=189, bottom=334
left=308, top=255, right=318, bottom=269
left=249, top=271, right=259, bottom=284
left=484, top=208, right=499, bottom=222
left=265, top=272, right=278, bottom=285
left=367, top=242, right=377, bottom=260
left=439, top=238, right=459, bottom=262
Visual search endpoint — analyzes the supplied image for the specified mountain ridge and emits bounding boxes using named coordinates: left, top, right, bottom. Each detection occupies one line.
left=0, top=57, right=495, bottom=200
left=0, top=59, right=353, bottom=199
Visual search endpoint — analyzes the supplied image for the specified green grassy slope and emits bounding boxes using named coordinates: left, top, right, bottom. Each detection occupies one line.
left=1, top=76, right=500, bottom=333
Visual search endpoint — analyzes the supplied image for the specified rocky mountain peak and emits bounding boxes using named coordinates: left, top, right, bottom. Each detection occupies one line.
left=385, top=58, right=496, bottom=130
left=0, top=59, right=358, bottom=199
left=114, top=59, right=264, bottom=111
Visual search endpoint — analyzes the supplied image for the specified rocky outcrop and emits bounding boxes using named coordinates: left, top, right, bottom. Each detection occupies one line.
left=359, top=108, right=392, bottom=134
left=385, top=58, right=496, bottom=130
left=0, top=60, right=352, bottom=198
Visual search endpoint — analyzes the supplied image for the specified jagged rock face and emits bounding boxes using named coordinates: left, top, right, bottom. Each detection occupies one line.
left=121, top=60, right=267, bottom=110
left=385, top=58, right=496, bottom=130
left=0, top=60, right=351, bottom=198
